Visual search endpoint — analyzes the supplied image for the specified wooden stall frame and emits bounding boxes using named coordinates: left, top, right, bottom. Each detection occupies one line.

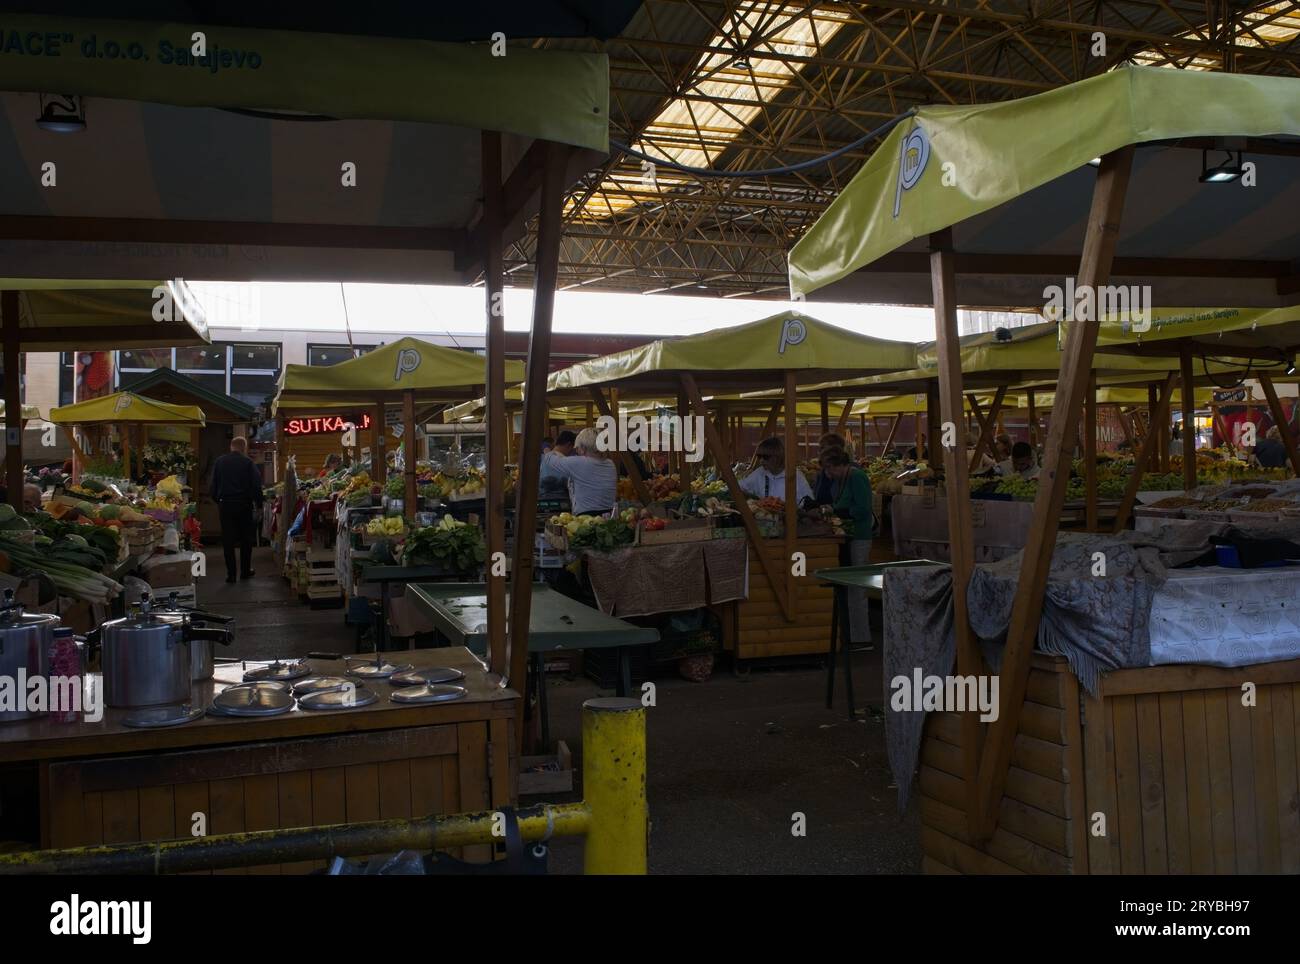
left=975, top=145, right=1135, bottom=839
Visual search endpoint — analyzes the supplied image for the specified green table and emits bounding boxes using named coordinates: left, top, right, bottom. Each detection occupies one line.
left=358, top=565, right=461, bottom=652
left=407, top=582, right=659, bottom=748
left=813, top=560, right=941, bottom=717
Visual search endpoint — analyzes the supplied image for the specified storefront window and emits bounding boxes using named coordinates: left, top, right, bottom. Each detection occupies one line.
left=308, top=344, right=373, bottom=366
left=176, top=345, right=228, bottom=372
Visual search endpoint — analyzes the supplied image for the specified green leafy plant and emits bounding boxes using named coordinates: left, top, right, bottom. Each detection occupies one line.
left=402, top=515, right=486, bottom=572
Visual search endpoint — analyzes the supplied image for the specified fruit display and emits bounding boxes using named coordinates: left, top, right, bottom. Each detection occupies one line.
left=549, top=511, right=636, bottom=551
left=366, top=516, right=407, bottom=538
left=690, top=478, right=728, bottom=497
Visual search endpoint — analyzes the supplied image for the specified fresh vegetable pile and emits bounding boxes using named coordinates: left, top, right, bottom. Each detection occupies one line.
left=401, top=516, right=486, bottom=572
left=549, top=511, right=635, bottom=551
left=366, top=516, right=407, bottom=538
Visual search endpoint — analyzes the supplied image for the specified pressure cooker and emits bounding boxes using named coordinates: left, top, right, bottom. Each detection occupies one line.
left=0, top=589, right=61, bottom=723
left=92, top=593, right=233, bottom=708
left=144, top=591, right=236, bottom=682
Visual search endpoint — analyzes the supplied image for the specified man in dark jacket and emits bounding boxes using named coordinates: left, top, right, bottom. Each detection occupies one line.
left=211, top=436, right=265, bottom=583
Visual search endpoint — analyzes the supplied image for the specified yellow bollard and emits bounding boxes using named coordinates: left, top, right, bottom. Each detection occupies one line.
left=581, top=697, right=647, bottom=874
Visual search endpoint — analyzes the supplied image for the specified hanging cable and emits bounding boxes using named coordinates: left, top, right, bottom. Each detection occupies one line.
left=611, top=110, right=913, bottom=179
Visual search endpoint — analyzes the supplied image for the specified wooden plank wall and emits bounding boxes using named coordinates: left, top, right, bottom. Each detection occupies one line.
left=40, top=720, right=514, bottom=873
left=1084, top=670, right=1300, bottom=875
left=735, top=537, right=840, bottom=659
left=919, top=657, right=1089, bottom=874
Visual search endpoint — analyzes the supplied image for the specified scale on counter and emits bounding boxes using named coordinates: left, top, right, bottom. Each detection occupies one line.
left=299, top=686, right=379, bottom=710
left=390, top=683, right=467, bottom=704
left=210, top=682, right=294, bottom=717
left=344, top=654, right=412, bottom=680
left=389, top=667, right=465, bottom=687
left=121, top=704, right=205, bottom=728
left=243, top=659, right=311, bottom=683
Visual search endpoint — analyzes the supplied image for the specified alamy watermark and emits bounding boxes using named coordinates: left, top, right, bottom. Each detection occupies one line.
left=595, top=411, right=705, bottom=463
left=0, top=670, right=103, bottom=722
left=1042, top=276, right=1151, bottom=332
left=889, top=668, right=1000, bottom=722
left=152, top=279, right=262, bottom=332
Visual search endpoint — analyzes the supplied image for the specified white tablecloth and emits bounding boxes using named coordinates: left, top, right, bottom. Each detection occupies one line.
left=1149, top=566, right=1300, bottom=667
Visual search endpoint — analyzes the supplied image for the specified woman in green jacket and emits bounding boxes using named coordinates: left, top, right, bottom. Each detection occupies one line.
left=820, top=445, right=875, bottom=647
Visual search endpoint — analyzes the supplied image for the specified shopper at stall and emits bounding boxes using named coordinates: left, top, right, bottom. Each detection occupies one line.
left=967, top=429, right=997, bottom=474
left=997, top=441, right=1040, bottom=480
left=540, top=430, right=576, bottom=496
left=540, top=427, right=616, bottom=515
left=740, top=436, right=813, bottom=504
left=994, top=433, right=1013, bottom=462
left=211, top=435, right=265, bottom=583
left=1254, top=425, right=1288, bottom=469
left=812, top=432, right=848, bottom=505
left=820, top=444, right=874, bottom=646
left=317, top=453, right=342, bottom=478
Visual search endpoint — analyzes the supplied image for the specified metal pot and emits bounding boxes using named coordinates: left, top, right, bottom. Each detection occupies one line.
left=0, top=589, right=61, bottom=723
left=96, top=594, right=198, bottom=708
left=147, top=592, right=236, bottom=682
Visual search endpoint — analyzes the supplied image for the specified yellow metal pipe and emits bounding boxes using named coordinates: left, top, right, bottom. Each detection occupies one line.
left=582, top=697, right=648, bottom=874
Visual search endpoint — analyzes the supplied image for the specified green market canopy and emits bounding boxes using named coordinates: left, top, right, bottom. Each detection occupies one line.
left=789, top=66, right=1300, bottom=309
left=0, top=278, right=208, bottom=351
left=0, top=9, right=615, bottom=284
left=272, top=337, right=526, bottom=411
left=545, top=310, right=918, bottom=400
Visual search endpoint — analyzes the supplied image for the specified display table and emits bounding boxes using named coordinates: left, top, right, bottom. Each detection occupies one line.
left=733, top=536, right=843, bottom=660
left=0, top=646, right=517, bottom=869
left=407, top=582, right=659, bottom=748
left=814, top=560, right=941, bottom=716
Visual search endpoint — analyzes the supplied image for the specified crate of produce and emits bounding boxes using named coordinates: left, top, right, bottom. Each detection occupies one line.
left=635, top=517, right=713, bottom=546
left=140, top=552, right=195, bottom=588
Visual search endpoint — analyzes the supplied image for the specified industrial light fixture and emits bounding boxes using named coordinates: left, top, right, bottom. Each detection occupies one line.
left=1199, top=148, right=1243, bottom=183
left=36, top=94, right=85, bottom=133
left=1287, top=353, right=1296, bottom=376
left=1087, top=157, right=1101, bottom=167
left=733, top=54, right=751, bottom=70
left=994, top=326, right=1013, bottom=343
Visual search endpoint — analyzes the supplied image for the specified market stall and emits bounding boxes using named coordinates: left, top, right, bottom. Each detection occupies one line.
left=544, top=310, right=916, bottom=662
left=789, top=65, right=1300, bottom=873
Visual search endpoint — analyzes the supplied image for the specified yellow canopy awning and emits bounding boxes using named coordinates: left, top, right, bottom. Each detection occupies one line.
left=50, top=392, right=205, bottom=427
left=545, top=311, right=917, bottom=400
left=2, top=278, right=209, bottom=351
left=0, top=402, right=42, bottom=420
left=273, top=337, right=525, bottom=412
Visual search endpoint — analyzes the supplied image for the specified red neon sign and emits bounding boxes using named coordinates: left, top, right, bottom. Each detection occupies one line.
left=284, top=413, right=373, bottom=436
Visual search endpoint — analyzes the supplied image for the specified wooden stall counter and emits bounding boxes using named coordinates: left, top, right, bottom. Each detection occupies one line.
left=732, top=535, right=842, bottom=660
left=920, top=653, right=1300, bottom=874
left=0, top=647, right=518, bottom=870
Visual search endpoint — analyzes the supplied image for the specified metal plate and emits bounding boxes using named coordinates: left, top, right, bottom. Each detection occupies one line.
left=121, top=705, right=206, bottom=728
left=389, top=667, right=465, bottom=687
left=390, top=683, right=467, bottom=704
left=298, top=686, right=378, bottom=711
left=291, top=676, right=352, bottom=697
left=243, top=660, right=310, bottom=682
left=344, top=660, right=412, bottom=680
left=211, top=683, right=294, bottom=717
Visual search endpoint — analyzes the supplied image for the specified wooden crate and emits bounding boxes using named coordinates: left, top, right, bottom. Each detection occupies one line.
left=733, top=536, right=841, bottom=659
left=920, top=654, right=1300, bottom=874
left=635, top=518, right=713, bottom=546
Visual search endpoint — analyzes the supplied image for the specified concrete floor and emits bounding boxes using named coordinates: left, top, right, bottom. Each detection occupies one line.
left=198, top=547, right=922, bottom=874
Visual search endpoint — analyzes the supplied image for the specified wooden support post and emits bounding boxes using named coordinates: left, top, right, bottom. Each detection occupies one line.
left=481, top=130, right=508, bottom=680
left=819, top=390, right=830, bottom=436
left=373, top=401, right=386, bottom=478
left=1113, top=373, right=1177, bottom=533
left=121, top=422, right=132, bottom=481
left=913, top=412, right=922, bottom=457
left=930, top=228, right=984, bottom=833
left=1179, top=342, right=1196, bottom=492
left=1026, top=389, right=1037, bottom=449
left=402, top=389, right=417, bottom=520
left=784, top=372, right=799, bottom=617
left=884, top=414, right=902, bottom=454
left=1158, top=380, right=1171, bottom=473
left=974, top=145, right=1134, bottom=839
left=588, top=387, right=651, bottom=504
left=1, top=291, right=19, bottom=508
left=926, top=381, right=941, bottom=466
left=1118, top=410, right=1136, bottom=450
left=677, top=393, right=693, bottom=490
left=967, top=387, right=1006, bottom=472
left=718, top=400, right=731, bottom=463
left=681, top=373, right=791, bottom=619
left=508, top=141, right=567, bottom=746
left=835, top=399, right=853, bottom=436
left=1258, top=374, right=1300, bottom=476
left=1084, top=371, right=1098, bottom=531
left=862, top=413, right=871, bottom=451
